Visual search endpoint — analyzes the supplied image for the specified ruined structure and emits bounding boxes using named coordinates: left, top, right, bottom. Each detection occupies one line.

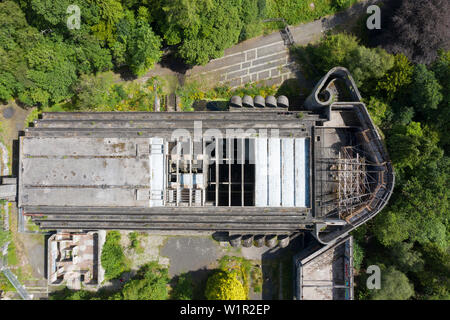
left=293, top=235, right=353, bottom=300
left=9, top=67, right=393, bottom=248
left=48, top=231, right=99, bottom=289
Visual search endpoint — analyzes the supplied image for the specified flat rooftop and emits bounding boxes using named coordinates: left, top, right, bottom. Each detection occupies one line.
left=19, top=110, right=314, bottom=210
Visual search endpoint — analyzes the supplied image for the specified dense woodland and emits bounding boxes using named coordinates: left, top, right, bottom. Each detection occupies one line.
left=0, top=0, right=449, bottom=300
left=296, top=0, right=449, bottom=300
left=0, top=0, right=360, bottom=108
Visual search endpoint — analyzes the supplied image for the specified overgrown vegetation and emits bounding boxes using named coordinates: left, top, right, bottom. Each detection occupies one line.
left=50, top=261, right=170, bottom=300
left=171, top=273, right=194, bottom=300
left=0, top=201, right=11, bottom=248
left=297, top=26, right=449, bottom=299
left=265, top=0, right=358, bottom=27
left=128, top=231, right=144, bottom=254
left=101, top=231, right=129, bottom=281
left=175, top=81, right=279, bottom=111
left=205, top=270, right=247, bottom=300
left=1, top=0, right=363, bottom=111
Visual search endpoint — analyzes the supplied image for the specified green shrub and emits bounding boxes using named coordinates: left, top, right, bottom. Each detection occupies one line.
left=353, top=241, right=365, bottom=272
left=120, top=261, right=170, bottom=300
left=101, top=231, right=128, bottom=281
left=205, top=270, right=247, bottom=300
left=172, top=273, right=194, bottom=300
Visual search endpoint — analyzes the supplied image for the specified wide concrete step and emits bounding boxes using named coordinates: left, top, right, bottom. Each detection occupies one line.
left=32, top=214, right=307, bottom=223
left=25, top=128, right=310, bottom=139
left=41, top=112, right=304, bottom=121
left=36, top=220, right=305, bottom=231
left=24, top=205, right=310, bottom=215
left=34, top=119, right=308, bottom=129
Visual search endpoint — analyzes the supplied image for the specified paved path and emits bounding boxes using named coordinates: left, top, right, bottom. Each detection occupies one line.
left=141, top=0, right=383, bottom=89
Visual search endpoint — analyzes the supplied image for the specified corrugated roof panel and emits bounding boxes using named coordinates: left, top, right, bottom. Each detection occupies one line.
left=282, top=138, right=295, bottom=206
left=268, top=138, right=281, bottom=207
left=295, top=138, right=306, bottom=207
left=255, top=138, right=268, bottom=207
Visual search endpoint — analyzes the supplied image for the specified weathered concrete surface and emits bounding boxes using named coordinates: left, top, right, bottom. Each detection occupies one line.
left=19, top=137, right=152, bottom=207
left=160, top=237, right=222, bottom=277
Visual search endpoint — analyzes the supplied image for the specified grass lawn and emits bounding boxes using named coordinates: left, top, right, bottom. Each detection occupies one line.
left=263, top=0, right=360, bottom=31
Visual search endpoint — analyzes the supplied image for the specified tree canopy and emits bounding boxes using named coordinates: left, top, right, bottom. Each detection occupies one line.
left=369, top=0, right=450, bottom=64
left=369, top=266, right=414, bottom=300
left=298, top=30, right=449, bottom=300
left=205, top=271, right=247, bottom=300
left=101, top=231, right=129, bottom=281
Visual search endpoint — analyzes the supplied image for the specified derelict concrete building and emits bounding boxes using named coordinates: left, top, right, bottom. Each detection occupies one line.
left=13, top=67, right=394, bottom=247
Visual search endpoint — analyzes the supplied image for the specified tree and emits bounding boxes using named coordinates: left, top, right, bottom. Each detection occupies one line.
left=373, top=155, right=448, bottom=248
left=417, top=243, right=450, bottom=299
left=236, top=0, right=266, bottom=41
left=73, top=72, right=116, bottom=110
left=101, top=231, right=128, bottom=281
left=431, top=51, right=450, bottom=150
left=387, top=122, right=442, bottom=175
left=389, top=242, right=424, bottom=273
left=120, top=262, right=170, bottom=300
left=369, top=266, right=414, bottom=300
left=171, top=273, right=194, bottom=300
left=305, top=33, right=360, bottom=75
left=127, top=20, right=162, bottom=76
left=346, top=46, right=394, bottom=89
left=302, top=33, right=394, bottom=90
left=0, top=1, right=39, bottom=102
left=69, top=34, right=113, bottom=74
left=410, top=64, right=443, bottom=113
left=205, top=271, right=247, bottom=300
left=91, top=0, right=124, bottom=45
left=376, top=54, right=413, bottom=101
left=353, top=241, right=365, bottom=272
left=370, top=0, right=450, bottom=64
left=366, top=97, right=389, bottom=128
left=23, top=37, right=78, bottom=106
left=161, top=0, right=242, bottom=65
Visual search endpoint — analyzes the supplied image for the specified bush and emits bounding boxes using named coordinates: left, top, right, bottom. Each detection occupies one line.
left=101, top=231, right=128, bottom=281
left=300, top=33, right=394, bottom=90
left=353, top=241, right=365, bottom=272
left=369, top=266, right=414, bottom=300
left=120, top=261, right=170, bottom=300
left=171, top=273, right=194, bottom=300
left=376, top=54, right=413, bottom=101
left=205, top=271, right=247, bottom=300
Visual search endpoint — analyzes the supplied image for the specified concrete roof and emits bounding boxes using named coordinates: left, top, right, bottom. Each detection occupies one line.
left=19, top=137, right=154, bottom=207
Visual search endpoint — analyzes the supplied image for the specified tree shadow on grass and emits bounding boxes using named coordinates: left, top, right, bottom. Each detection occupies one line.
left=170, top=268, right=216, bottom=300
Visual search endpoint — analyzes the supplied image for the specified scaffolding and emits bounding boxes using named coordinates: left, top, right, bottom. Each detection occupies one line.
left=333, top=146, right=373, bottom=221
